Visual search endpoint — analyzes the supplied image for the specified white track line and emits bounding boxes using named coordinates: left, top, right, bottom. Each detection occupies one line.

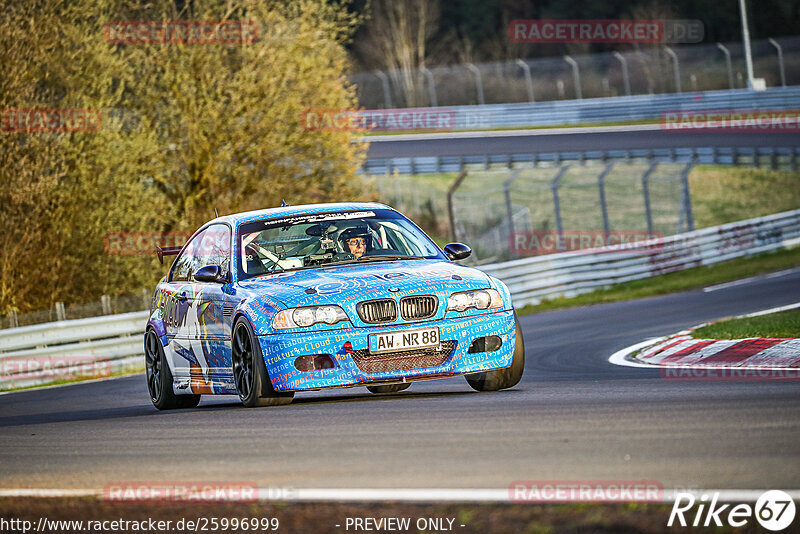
left=364, top=123, right=663, bottom=142
left=607, top=338, right=668, bottom=368
left=704, top=267, right=800, bottom=293
left=0, top=488, right=798, bottom=504
left=608, top=302, right=800, bottom=370
left=0, top=372, right=142, bottom=397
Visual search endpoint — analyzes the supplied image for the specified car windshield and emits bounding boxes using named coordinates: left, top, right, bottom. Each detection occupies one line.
left=237, top=209, right=446, bottom=280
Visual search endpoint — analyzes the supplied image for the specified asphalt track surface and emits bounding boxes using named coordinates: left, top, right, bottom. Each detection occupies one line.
left=365, top=127, right=800, bottom=159
left=1, top=270, right=799, bottom=492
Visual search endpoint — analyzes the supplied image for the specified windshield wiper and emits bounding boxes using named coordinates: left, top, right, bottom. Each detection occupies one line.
left=357, top=255, right=425, bottom=262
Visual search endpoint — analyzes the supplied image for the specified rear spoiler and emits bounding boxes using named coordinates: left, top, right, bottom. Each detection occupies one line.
left=155, top=245, right=182, bottom=265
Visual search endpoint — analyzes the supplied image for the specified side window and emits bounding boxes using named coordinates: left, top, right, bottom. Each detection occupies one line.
left=193, top=224, right=231, bottom=276
left=170, top=228, right=208, bottom=282
left=169, top=225, right=231, bottom=282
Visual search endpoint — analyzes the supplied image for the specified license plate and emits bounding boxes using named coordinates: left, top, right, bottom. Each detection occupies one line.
left=369, top=327, right=440, bottom=354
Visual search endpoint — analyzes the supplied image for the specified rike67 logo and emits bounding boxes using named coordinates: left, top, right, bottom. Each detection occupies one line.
left=668, top=490, right=795, bottom=531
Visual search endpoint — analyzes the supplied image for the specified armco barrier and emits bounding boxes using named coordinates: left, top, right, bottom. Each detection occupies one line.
left=0, top=310, right=148, bottom=353
left=481, top=209, right=800, bottom=307
left=366, top=86, right=800, bottom=131
left=1, top=209, right=798, bottom=389
left=0, top=311, right=148, bottom=390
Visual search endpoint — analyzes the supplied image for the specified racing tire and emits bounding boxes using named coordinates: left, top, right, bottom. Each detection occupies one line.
left=465, top=312, right=525, bottom=392
left=232, top=317, right=294, bottom=408
left=366, top=383, right=411, bottom=394
left=145, top=329, right=201, bottom=410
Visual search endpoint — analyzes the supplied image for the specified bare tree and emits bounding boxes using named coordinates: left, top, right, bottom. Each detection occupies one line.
left=356, top=0, right=440, bottom=107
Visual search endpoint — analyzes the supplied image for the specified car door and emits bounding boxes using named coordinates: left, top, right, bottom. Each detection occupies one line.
left=163, top=227, right=209, bottom=380
left=189, top=224, right=235, bottom=383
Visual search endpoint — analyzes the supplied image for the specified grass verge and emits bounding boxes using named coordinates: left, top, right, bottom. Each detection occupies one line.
left=517, top=246, right=800, bottom=316
left=691, top=309, right=800, bottom=339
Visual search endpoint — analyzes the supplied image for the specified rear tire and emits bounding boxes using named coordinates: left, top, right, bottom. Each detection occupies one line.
left=232, top=318, right=293, bottom=408
left=145, top=329, right=201, bottom=410
left=366, top=383, right=411, bottom=394
left=465, top=312, right=525, bottom=392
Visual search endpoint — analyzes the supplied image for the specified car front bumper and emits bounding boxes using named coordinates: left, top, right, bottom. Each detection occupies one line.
left=258, top=310, right=517, bottom=392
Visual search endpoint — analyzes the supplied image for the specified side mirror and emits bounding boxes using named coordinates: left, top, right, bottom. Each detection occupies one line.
left=194, top=264, right=225, bottom=283
left=443, top=243, right=472, bottom=261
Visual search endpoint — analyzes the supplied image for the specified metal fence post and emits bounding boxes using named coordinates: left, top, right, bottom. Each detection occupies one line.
left=612, top=52, right=631, bottom=96
left=515, top=59, right=535, bottom=102
left=447, top=170, right=469, bottom=242
left=716, top=43, right=734, bottom=90
left=466, top=63, right=485, bottom=105
left=551, top=165, right=570, bottom=239
left=101, top=295, right=112, bottom=315
left=504, top=169, right=523, bottom=256
left=373, top=70, right=393, bottom=108
left=640, top=162, right=658, bottom=235
left=768, top=38, right=786, bottom=87
left=680, top=160, right=695, bottom=232
left=419, top=66, right=438, bottom=107
left=55, top=302, right=66, bottom=321
left=10, top=310, right=19, bottom=329
left=563, top=55, right=582, bottom=99
left=597, top=163, right=614, bottom=242
left=664, top=47, right=681, bottom=93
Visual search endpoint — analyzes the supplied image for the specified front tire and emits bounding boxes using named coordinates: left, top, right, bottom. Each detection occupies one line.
left=232, top=318, right=293, bottom=408
left=145, top=329, right=201, bottom=410
left=465, top=312, right=525, bottom=392
left=366, top=383, right=411, bottom=394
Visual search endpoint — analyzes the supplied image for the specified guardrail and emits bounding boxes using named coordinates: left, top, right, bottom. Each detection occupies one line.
left=481, top=209, right=800, bottom=307
left=0, top=311, right=148, bottom=390
left=359, top=86, right=800, bottom=131
left=362, top=145, right=800, bottom=175
left=1, top=209, right=798, bottom=390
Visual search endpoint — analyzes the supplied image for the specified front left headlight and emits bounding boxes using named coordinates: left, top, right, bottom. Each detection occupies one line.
left=446, top=289, right=504, bottom=312
left=271, top=305, right=349, bottom=329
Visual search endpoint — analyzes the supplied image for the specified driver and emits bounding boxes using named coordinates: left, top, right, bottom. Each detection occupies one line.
left=338, top=226, right=372, bottom=259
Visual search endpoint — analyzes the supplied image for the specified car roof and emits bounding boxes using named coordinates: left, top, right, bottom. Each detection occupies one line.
left=205, top=202, right=394, bottom=227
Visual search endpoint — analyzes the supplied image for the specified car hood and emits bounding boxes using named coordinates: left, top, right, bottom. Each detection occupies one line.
left=237, top=259, right=492, bottom=309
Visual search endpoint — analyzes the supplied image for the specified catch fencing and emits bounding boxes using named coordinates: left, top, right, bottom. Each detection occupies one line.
left=370, top=161, right=695, bottom=264
left=350, top=36, right=800, bottom=108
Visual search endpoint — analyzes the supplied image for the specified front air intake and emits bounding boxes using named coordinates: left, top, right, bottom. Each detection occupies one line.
left=357, top=299, right=398, bottom=324
left=399, top=295, right=438, bottom=320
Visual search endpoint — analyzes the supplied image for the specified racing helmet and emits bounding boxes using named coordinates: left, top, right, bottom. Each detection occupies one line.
left=337, top=225, right=373, bottom=253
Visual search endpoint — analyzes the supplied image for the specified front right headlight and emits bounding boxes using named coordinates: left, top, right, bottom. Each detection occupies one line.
left=446, top=289, right=503, bottom=312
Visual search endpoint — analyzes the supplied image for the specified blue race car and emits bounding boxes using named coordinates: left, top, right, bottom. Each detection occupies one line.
left=145, top=202, right=524, bottom=409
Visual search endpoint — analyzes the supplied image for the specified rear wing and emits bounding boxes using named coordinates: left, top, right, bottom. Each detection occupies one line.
left=155, top=245, right=182, bottom=265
